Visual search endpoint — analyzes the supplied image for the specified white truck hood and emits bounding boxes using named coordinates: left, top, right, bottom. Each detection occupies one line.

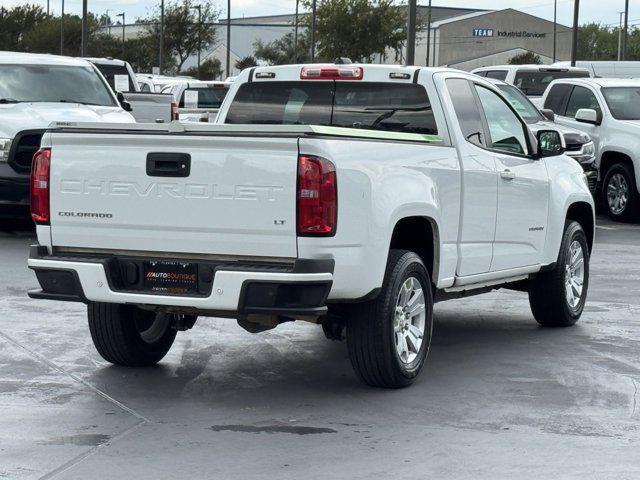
left=0, top=102, right=134, bottom=138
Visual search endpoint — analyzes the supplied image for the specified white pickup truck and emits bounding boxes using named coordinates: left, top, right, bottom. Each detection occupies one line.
left=27, top=64, right=594, bottom=388
left=0, top=52, right=135, bottom=219
left=540, top=77, right=640, bottom=222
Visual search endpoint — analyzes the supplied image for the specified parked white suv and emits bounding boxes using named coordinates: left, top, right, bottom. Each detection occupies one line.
left=0, top=52, right=135, bottom=219
left=27, top=64, right=594, bottom=388
left=541, top=77, right=640, bottom=221
left=472, top=64, right=591, bottom=107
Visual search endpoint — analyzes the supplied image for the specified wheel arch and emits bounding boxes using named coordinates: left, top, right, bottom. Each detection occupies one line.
left=566, top=201, right=594, bottom=252
left=388, top=216, right=440, bottom=286
left=600, top=150, right=635, bottom=179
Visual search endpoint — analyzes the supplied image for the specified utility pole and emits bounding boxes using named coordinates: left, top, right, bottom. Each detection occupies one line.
left=117, top=12, right=125, bottom=59
left=294, top=0, right=299, bottom=63
left=553, top=0, right=557, bottom=62
left=310, top=0, right=317, bottom=61
left=425, top=0, right=432, bottom=66
left=618, top=11, right=624, bottom=61
left=159, top=0, right=164, bottom=74
left=226, top=0, right=231, bottom=78
left=60, top=0, right=64, bottom=55
left=622, top=0, right=629, bottom=61
left=570, top=0, right=579, bottom=66
left=406, top=0, right=416, bottom=65
left=81, top=0, right=88, bottom=56
left=47, top=0, right=49, bottom=15
left=191, top=5, right=202, bottom=78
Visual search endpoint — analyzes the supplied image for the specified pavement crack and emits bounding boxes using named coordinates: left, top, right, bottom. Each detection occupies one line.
left=0, top=329, right=150, bottom=423
left=37, top=421, right=145, bottom=480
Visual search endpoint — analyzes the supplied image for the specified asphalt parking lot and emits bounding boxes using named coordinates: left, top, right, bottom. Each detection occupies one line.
left=1, top=215, right=639, bottom=479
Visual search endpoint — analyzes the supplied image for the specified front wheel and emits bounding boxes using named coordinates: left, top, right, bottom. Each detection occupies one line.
left=603, top=163, right=639, bottom=222
left=88, top=303, right=177, bottom=366
left=346, top=250, right=434, bottom=388
left=528, top=221, right=589, bottom=327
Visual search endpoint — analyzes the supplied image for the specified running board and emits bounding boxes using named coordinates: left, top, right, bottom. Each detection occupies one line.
left=444, top=274, right=530, bottom=293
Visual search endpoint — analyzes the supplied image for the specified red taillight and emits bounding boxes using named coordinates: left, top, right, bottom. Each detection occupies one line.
left=171, top=102, right=180, bottom=121
left=30, top=148, right=51, bottom=225
left=297, top=154, right=337, bottom=236
left=300, top=66, right=363, bottom=80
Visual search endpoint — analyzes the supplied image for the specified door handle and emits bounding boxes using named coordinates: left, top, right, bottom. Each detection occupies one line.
left=146, top=153, right=191, bottom=177
left=500, top=169, right=516, bottom=181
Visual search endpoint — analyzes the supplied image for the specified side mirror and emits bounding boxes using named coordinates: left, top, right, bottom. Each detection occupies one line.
left=116, top=91, right=133, bottom=112
left=540, top=108, right=555, bottom=121
left=537, top=130, right=565, bottom=157
left=575, top=108, right=599, bottom=125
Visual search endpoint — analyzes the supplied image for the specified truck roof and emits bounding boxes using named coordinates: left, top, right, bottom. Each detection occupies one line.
left=549, top=77, right=640, bottom=88
left=472, top=64, right=590, bottom=73
left=0, top=51, right=92, bottom=67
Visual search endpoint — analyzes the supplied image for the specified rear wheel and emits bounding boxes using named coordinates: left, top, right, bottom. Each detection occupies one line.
left=528, top=221, right=589, bottom=327
left=346, top=250, right=434, bottom=388
left=88, top=303, right=177, bottom=366
left=603, top=163, right=639, bottom=222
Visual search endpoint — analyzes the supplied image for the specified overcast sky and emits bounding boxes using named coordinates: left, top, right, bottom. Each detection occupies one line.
left=2, top=0, right=638, bottom=28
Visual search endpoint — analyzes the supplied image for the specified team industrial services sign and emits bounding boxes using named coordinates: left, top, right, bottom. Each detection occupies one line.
left=473, top=28, right=547, bottom=38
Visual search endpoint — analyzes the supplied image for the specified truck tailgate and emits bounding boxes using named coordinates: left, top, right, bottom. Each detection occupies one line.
left=48, top=132, right=299, bottom=259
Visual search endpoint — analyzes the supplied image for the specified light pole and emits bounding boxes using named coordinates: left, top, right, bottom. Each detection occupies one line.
left=618, top=11, right=624, bottom=61
left=60, top=0, right=64, bottom=55
left=622, top=0, right=630, bottom=60
left=116, top=12, right=125, bottom=59
left=81, top=0, right=88, bottom=56
left=570, top=0, right=579, bottom=66
left=425, top=0, right=432, bottom=66
left=553, top=0, right=557, bottom=62
left=310, top=0, right=316, bottom=61
left=190, top=5, right=202, bottom=78
left=294, top=0, right=299, bottom=63
left=226, top=0, right=231, bottom=79
left=406, top=0, right=416, bottom=65
left=159, top=0, right=164, bottom=74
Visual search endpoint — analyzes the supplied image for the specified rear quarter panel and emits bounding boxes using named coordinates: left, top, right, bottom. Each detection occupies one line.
left=298, top=137, right=461, bottom=300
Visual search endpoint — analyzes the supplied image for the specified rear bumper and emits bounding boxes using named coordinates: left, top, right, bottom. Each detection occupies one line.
left=27, top=246, right=333, bottom=317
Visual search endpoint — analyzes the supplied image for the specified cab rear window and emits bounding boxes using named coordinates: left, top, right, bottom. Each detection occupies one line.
left=179, top=87, right=229, bottom=108
left=225, top=81, right=438, bottom=135
left=514, top=70, right=590, bottom=96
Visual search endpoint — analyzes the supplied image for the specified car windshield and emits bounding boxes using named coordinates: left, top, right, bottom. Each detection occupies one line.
left=514, top=70, right=590, bottom=97
left=0, top=64, right=116, bottom=106
left=496, top=84, right=544, bottom=123
left=602, top=87, right=640, bottom=120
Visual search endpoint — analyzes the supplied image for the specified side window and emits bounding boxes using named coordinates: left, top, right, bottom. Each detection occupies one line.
left=475, top=71, right=487, bottom=77
left=543, top=83, right=572, bottom=114
left=140, top=83, right=151, bottom=92
left=446, top=78, right=486, bottom=147
left=474, top=85, right=529, bottom=156
left=485, top=70, right=508, bottom=81
left=565, top=86, right=602, bottom=118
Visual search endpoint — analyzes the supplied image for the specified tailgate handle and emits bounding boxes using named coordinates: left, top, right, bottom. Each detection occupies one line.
left=146, top=153, right=191, bottom=177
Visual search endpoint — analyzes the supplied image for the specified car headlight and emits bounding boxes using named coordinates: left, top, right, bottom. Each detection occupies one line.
left=0, top=138, right=11, bottom=162
left=566, top=141, right=595, bottom=164
left=582, top=141, right=595, bottom=157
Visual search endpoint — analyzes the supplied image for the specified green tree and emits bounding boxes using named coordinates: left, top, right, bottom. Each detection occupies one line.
left=310, top=0, right=407, bottom=62
left=235, top=55, right=258, bottom=71
left=143, top=0, right=219, bottom=73
left=577, top=23, right=619, bottom=60
left=254, top=31, right=311, bottom=65
left=508, top=51, right=542, bottom=65
left=181, top=57, right=223, bottom=80
left=0, top=4, right=47, bottom=51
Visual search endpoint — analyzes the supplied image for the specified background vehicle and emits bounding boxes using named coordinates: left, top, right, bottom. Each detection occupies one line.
left=28, top=64, right=594, bottom=388
left=161, top=80, right=232, bottom=122
left=541, top=77, right=640, bottom=222
left=86, top=58, right=173, bottom=123
left=0, top=52, right=135, bottom=219
left=135, top=73, right=197, bottom=93
left=472, top=65, right=591, bottom=107
left=552, top=60, right=640, bottom=79
left=487, top=78, right=597, bottom=192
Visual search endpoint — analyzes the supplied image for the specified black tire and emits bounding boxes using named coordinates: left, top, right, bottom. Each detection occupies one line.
left=346, top=250, right=434, bottom=388
left=603, top=162, right=640, bottom=222
left=88, top=303, right=177, bottom=366
left=528, top=221, right=589, bottom=327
